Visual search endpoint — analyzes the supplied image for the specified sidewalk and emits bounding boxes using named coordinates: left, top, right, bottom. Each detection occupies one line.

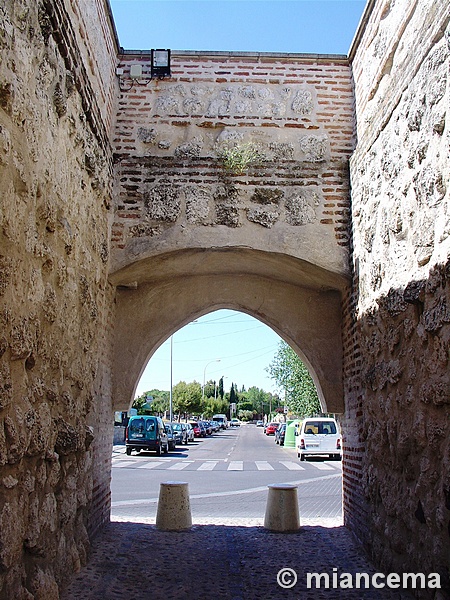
left=61, top=517, right=414, bottom=599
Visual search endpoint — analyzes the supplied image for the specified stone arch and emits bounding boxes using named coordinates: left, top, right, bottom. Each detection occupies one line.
left=111, top=248, right=348, bottom=414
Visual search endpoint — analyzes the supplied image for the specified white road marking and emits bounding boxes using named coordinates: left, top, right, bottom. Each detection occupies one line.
left=197, top=462, right=218, bottom=470
left=279, top=461, right=305, bottom=470
left=168, top=462, right=193, bottom=470
left=255, top=461, right=274, bottom=471
left=227, top=461, right=243, bottom=471
left=111, top=473, right=342, bottom=507
left=309, top=462, right=335, bottom=470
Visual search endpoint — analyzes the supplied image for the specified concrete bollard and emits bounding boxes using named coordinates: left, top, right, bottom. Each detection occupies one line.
left=264, top=483, right=300, bottom=532
left=156, top=481, right=192, bottom=531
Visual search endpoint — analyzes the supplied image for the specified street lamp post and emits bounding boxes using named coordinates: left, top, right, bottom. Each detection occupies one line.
left=169, top=334, right=173, bottom=422
left=202, top=359, right=221, bottom=399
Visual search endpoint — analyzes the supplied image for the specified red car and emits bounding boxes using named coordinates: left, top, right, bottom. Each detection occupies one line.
left=190, top=421, right=206, bottom=438
left=265, top=422, right=279, bottom=435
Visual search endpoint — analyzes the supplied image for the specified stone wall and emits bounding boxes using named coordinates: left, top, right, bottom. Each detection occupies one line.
left=0, top=0, right=117, bottom=597
left=346, top=0, right=450, bottom=592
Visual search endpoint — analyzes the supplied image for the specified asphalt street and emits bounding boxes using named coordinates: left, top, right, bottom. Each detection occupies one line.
left=111, top=423, right=342, bottom=524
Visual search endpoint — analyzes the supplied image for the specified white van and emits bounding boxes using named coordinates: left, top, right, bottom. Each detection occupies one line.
left=212, top=414, right=228, bottom=429
left=295, top=417, right=341, bottom=461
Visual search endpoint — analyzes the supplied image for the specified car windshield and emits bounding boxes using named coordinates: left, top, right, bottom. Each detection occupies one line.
left=172, top=424, right=181, bottom=431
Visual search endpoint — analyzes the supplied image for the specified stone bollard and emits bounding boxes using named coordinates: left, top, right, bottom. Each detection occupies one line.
left=264, top=483, right=300, bottom=532
left=156, top=481, right=192, bottom=531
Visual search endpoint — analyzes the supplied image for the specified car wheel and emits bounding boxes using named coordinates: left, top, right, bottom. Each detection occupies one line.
left=126, top=447, right=132, bottom=456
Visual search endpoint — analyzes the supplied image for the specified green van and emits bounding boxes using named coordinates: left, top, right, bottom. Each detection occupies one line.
left=125, top=415, right=169, bottom=456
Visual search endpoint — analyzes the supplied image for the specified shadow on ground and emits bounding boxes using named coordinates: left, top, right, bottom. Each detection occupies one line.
left=61, top=522, right=414, bottom=599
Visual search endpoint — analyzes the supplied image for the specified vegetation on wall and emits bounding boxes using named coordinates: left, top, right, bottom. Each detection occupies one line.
left=218, top=142, right=262, bottom=175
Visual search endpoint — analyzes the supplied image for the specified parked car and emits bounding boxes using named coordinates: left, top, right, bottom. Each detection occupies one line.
left=172, top=422, right=188, bottom=445
left=230, top=418, right=240, bottom=427
left=202, top=421, right=212, bottom=435
left=256, top=420, right=264, bottom=427
left=125, top=415, right=169, bottom=456
left=210, top=421, right=220, bottom=433
left=275, top=423, right=286, bottom=445
left=185, top=423, right=195, bottom=442
left=164, top=423, right=177, bottom=450
left=265, top=422, right=279, bottom=436
left=295, top=417, right=342, bottom=461
left=190, top=421, right=206, bottom=438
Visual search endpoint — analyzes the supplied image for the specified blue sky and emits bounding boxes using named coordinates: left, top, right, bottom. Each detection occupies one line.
left=109, top=1, right=366, bottom=398
left=109, top=1, right=366, bottom=55
left=136, top=310, right=282, bottom=397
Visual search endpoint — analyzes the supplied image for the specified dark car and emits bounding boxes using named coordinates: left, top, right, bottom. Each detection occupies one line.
left=275, top=423, right=286, bottom=446
left=265, top=422, right=279, bottom=436
left=202, top=421, right=212, bottom=435
left=172, top=422, right=188, bottom=445
left=126, top=415, right=169, bottom=456
left=164, top=423, right=177, bottom=450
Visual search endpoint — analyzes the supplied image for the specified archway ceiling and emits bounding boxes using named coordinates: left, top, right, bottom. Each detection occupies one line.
left=109, top=247, right=349, bottom=294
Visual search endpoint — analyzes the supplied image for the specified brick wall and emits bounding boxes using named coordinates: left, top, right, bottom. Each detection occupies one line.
left=110, top=51, right=354, bottom=278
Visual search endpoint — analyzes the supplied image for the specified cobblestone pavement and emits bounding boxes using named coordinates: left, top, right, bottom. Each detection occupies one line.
left=61, top=517, right=414, bottom=600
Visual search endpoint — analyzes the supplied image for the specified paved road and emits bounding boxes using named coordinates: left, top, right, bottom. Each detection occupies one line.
left=111, top=423, right=342, bottom=524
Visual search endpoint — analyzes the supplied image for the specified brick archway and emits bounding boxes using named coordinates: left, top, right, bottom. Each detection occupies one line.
left=111, top=247, right=347, bottom=413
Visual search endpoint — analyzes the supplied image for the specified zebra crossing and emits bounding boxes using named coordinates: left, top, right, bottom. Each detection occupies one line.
left=111, top=452, right=342, bottom=473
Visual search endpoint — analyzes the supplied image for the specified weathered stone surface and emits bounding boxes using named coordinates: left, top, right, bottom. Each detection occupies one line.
left=143, top=183, right=181, bottom=222
left=347, top=0, right=450, bottom=586
left=285, top=190, right=317, bottom=225
left=246, top=206, right=280, bottom=228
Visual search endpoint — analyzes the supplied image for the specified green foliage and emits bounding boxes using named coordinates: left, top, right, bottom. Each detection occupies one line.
left=237, top=409, right=254, bottom=421
left=202, top=397, right=229, bottom=419
left=132, top=389, right=169, bottom=414
left=173, top=381, right=202, bottom=418
left=218, top=142, right=262, bottom=175
left=267, top=341, right=321, bottom=417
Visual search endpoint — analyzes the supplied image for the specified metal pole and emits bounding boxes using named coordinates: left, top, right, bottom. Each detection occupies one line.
left=202, top=359, right=220, bottom=399
left=169, top=334, right=173, bottom=422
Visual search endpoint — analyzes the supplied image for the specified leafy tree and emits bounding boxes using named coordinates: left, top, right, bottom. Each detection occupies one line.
left=203, top=379, right=216, bottom=399
left=218, top=377, right=224, bottom=400
left=229, top=382, right=237, bottom=405
left=267, top=341, right=321, bottom=417
left=237, top=409, right=254, bottom=421
left=173, top=381, right=202, bottom=419
left=132, top=389, right=169, bottom=415
left=201, top=397, right=229, bottom=418
left=237, top=400, right=254, bottom=413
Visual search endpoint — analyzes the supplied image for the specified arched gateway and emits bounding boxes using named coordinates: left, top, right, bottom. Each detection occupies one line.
left=110, top=51, right=353, bottom=413
left=1, top=1, right=448, bottom=598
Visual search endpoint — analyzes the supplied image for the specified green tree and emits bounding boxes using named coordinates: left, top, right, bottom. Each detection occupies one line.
left=218, top=377, right=224, bottom=400
left=172, top=381, right=202, bottom=419
left=132, top=389, right=169, bottom=415
left=229, top=382, right=237, bottom=405
left=203, top=379, right=216, bottom=399
left=267, top=341, right=321, bottom=417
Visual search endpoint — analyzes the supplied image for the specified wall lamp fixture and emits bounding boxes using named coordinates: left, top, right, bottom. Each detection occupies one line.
left=116, top=49, right=171, bottom=91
